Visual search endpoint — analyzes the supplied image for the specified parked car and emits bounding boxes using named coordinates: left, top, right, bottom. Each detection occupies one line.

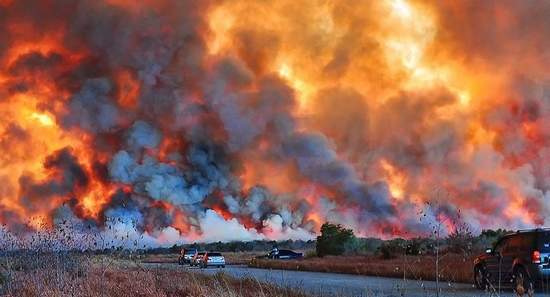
left=473, top=228, right=550, bottom=293
left=267, top=249, right=303, bottom=260
left=178, top=248, right=197, bottom=265
left=201, top=252, right=226, bottom=268
left=190, top=251, right=206, bottom=267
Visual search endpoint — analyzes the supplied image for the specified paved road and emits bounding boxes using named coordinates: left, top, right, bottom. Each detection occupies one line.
left=154, top=263, right=550, bottom=297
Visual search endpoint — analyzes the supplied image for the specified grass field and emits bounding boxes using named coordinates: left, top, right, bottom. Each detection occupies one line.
left=249, top=253, right=474, bottom=284
left=0, top=253, right=308, bottom=297
left=140, top=250, right=474, bottom=284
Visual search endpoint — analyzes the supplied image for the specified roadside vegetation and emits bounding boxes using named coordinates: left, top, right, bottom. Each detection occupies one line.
left=251, top=253, right=474, bottom=283
left=316, top=223, right=356, bottom=257
left=0, top=251, right=312, bottom=297
left=138, top=223, right=511, bottom=286
left=2, top=259, right=309, bottom=297
left=0, top=220, right=515, bottom=296
left=0, top=224, right=310, bottom=297
left=251, top=222, right=512, bottom=284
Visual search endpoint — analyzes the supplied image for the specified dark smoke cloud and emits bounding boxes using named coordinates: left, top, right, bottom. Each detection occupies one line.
left=7, top=0, right=548, bottom=245
left=19, top=148, right=88, bottom=211
left=126, top=121, right=162, bottom=151
left=63, top=78, right=121, bottom=133
left=8, top=51, right=63, bottom=76
left=204, top=55, right=396, bottom=222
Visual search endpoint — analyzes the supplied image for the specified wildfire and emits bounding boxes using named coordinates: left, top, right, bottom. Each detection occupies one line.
left=30, top=112, right=55, bottom=127
left=79, top=181, right=118, bottom=219
left=277, top=62, right=315, bottom=114
left=380, top=159, right=407, bottom=200
left=0, top=0, right=547, bottom=244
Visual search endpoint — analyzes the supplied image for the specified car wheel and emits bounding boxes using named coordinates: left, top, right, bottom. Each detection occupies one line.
left=222, top=265, right=225, bottom=268
left=474, top=264, right=488, bottom=290
left=514, top=266, right=534, bottom=296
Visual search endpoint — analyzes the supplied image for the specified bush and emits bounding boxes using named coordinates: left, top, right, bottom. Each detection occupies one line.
left=445, top=229, right=474, bottom=254
left=377, top=239, right=405, bottom=259
left=472, top=228, right=511, bottom=252
left=405, top=238, right=422, bottom=255
left=316, top=223, right=356, bottom=257
left=359, top=238, right=384, bottom=254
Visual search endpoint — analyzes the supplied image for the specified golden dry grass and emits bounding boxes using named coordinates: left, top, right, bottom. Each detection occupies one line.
left=3, top=264, right=309, bottom=297
left=250, top=253, right=474, bottom=283
left=0, top=252, right=309, bottom=297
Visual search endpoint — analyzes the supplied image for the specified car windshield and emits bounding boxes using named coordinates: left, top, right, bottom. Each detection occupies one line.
left=538, top=232, right=550, bottom=252
left=185, top=250, right=197, bottom=255
left=208, top=253, right=222, bottom=256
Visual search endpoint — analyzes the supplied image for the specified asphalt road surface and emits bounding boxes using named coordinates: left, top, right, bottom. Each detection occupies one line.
left=172, top=264, right=550, bottom=297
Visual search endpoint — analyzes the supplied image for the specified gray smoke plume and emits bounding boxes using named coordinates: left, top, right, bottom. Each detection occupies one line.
left=3, top=0, right=549, bottom=246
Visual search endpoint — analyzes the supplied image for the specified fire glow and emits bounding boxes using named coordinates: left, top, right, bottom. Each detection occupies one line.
left=0, top=0, right=548, bottom=246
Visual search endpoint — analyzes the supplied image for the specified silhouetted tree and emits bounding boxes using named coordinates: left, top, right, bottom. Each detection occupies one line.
left=316, top=222, right=355, bottom=257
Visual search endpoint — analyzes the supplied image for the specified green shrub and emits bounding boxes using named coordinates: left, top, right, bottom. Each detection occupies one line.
left=359, top=238, right=384, bottom=254
left=316, top=223, right=356, bottom=257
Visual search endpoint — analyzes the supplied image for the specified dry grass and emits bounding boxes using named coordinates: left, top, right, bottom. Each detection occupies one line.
left=250, top=253, right=474, bottom=283
left=4, top=267, right=310, bottom=297
left=0, top=253, right=309, bottom=297
left=139, top=253, right=179, bottom=264
left=141, top=251, right=475, bottom=284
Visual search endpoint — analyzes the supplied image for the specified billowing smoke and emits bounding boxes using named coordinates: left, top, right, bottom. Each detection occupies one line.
left=0, top=0, right=549, bottom=246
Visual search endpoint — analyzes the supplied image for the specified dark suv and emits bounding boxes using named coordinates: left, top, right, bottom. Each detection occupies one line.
left=267, top=249, right=303, bottom=260
left=474, top=229, right=550, bottom=292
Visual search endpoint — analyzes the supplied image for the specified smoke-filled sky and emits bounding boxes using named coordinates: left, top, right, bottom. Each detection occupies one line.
left=0, top=0, right=549, bottom=246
